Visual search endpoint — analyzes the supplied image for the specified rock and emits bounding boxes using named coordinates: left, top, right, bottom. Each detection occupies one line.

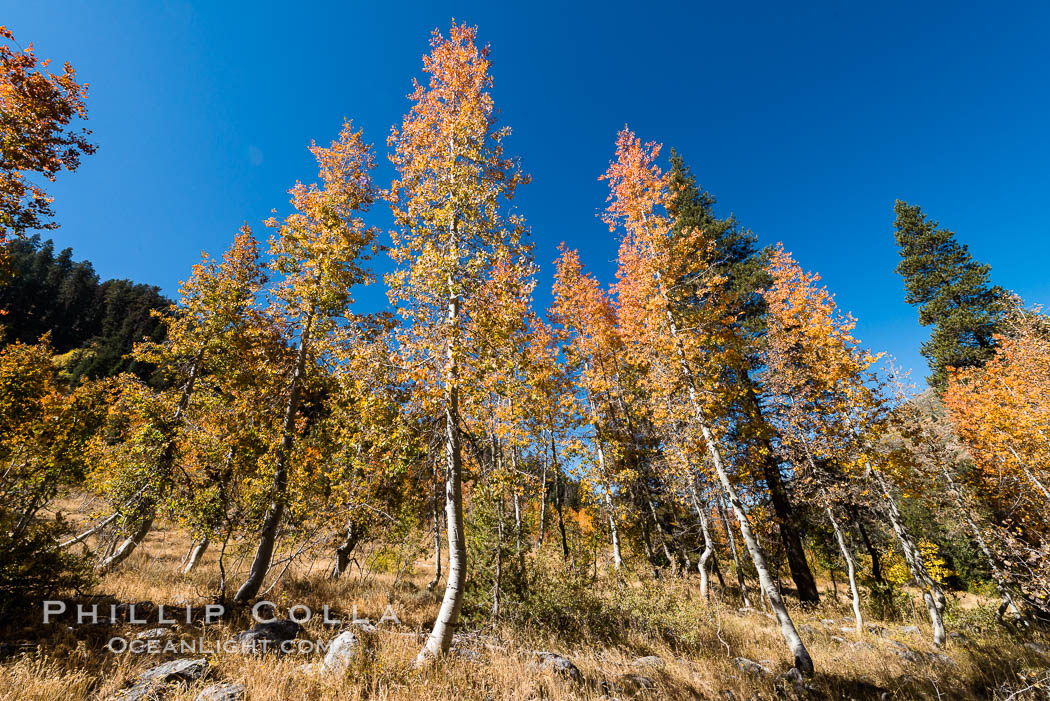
left=897, top=625, right=921, bottom=636
left=840, top=626, right=858, bottom=634
left=532, top=651, right=582, bottom=683
left=235, top=619, right=302, bottom=654
left=889, top=644, right=923, bottom=663
left=134, top=627, right=173, bottom=641
left=1025, top=641, right=1048, bottom=654
left=820, top=618, right=836, bottom=627
left=798, top=624, right=816, bottom=636
left=948, top=631, right=966, bottom=642
left=138, top=658, right=208, bottom=684
left=775, top=667, right=808, bottom=699
left=851, top=641, right=877, bottom=651
left=632, top=655, right=665, bottom=668
left=617, top=674, right=656, bottom=692
left=321, top=631, right=359, bottom=673
left=196, top=683, right=246, bottom=701
left=109, top=658, right=208, bottom=700
left=931, top=653, right=955, bottom=665
left=865, top=623, right=887, bottom=637
left=733, top=656, right=771, bottom=676
left=109, top=685, right=160, bottom=701
left=830, top=635, right=846, bottom=644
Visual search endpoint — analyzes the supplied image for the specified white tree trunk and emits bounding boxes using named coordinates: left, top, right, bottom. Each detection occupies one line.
left=417, top=278, right=466, bottom=664
left=427, top=460, right=443, bottom=591
left=538, top=456, right=548, bottom=545
left=940, top=464, right=1022, bottom=619
left=604, top=488, right=623, bottom=570
left=182, top=538, right=208, bottom=575
left=660, top=289, right=812, bottom=674
left=870, top=468, right=945, bottom=646
left=689, top=480, right=715, bottom=598
left=717, top=492, right=751, bottom=607
left=826, top=505, right=862, bottom=634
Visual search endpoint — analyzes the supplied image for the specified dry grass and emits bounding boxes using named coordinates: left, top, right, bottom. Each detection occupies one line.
left=2, top=512, right=1049, bottom=700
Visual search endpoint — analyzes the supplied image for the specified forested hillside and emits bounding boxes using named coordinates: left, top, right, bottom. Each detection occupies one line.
left=1, top=19, right=1049, bottom=701
left=0, top=236, right=171, bottom=384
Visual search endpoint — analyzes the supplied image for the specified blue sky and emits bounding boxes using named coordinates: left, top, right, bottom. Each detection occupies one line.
left=7, top=1, right=1050, bottom=386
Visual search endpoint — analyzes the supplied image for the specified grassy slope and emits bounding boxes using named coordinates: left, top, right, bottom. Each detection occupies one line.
left=3, top=507, right=1049, bottom=701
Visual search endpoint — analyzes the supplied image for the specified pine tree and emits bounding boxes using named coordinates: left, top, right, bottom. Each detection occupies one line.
left=893, top=200, right=1006, bottom=390
left=666, top=151, right=820, bottom=605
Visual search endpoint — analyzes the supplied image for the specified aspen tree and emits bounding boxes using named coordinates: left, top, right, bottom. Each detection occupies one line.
left=386, top=23, right=528, bottom=662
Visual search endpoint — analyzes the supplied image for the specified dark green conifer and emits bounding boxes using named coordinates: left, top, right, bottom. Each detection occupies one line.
left=893, top=201, right=1007, bottom=390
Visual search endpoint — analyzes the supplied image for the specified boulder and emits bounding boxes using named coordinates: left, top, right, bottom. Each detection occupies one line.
left=775, top=667, right=809, bottom=699
left=888, top=643, right=923, bottom=664
left=733, top=656, right=771, bottom=676
left=234, top=619, right=302, bottom=654
left=109, top=658, right=208, bottom=701
left=196, top=683, right=246, bottom=701
left=134, top=627, right=173, bottom=641
left=137, top=658, right=208, bottom=684
left=897, top=625, right=921, bottom=636
left=109, top=685, right=160, bottom=701
left=321, top=631, right=359, bottom=673
left=618, top=673, right=657, bottom=693
left=632, top=655, right=665, bottom=669
left=532, top=651, right=582, bottom=683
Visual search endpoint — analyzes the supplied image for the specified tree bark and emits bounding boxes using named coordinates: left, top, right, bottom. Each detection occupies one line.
left=870, top=467, right=946, bottom=646
left=939, top=463, right=1022, bottom=620
left=550, top=430, right=570, bottom=562
left=512, top=448, right=524, bottom=558
left=427, top=458, right=443, bottom=591
left=493, top=491, right=504, bottom=618
left=183, top=538, right=208, bottom=575
left=660, top=288, right=812, bottom=674
left=332, top=521, right=360, bottom=579
left=741, top=375, right=819, bottom=604
left=852, top=511, right=884, bottom=583
left=689, top=480, right=715, bottom=598
left=538, top=456, right=547, bottom=545
left=717, top=491, right=750, bottom=607
left=417, top=275, right=466, bottom=663
left=826, top=505, right=862, bottom=634
left=711, top=552, right=727, bottom=590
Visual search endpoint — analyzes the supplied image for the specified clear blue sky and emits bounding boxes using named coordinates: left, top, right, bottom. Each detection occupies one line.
left=8, top=1, right=1050, bottom=386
